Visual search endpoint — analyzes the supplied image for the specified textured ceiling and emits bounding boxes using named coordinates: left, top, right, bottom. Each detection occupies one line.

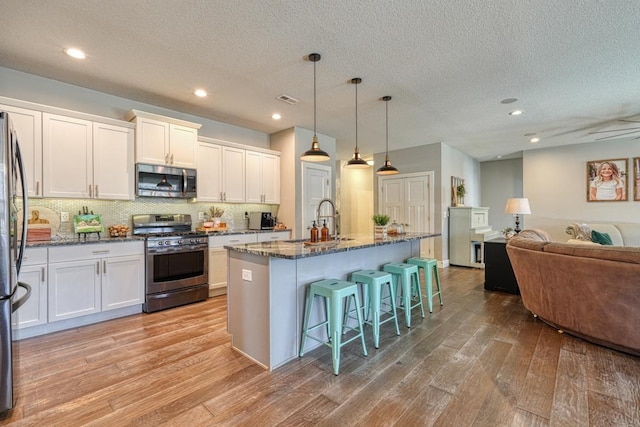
left=0, top=0, right=639, bottom=161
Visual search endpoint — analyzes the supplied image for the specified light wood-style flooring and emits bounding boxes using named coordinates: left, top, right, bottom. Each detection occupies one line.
left=2, top=266, right=639, bottom=426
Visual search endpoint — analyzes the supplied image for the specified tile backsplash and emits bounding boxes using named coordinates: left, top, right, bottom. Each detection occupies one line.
left=25, top=198, right=279, bottom=238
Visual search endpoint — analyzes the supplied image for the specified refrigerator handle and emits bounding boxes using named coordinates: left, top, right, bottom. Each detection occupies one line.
left=14, top=141, right=28, bottom=275
left=12, top=282, right=32, bottom=313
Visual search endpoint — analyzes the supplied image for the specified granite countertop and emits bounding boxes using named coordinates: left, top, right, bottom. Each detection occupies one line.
left=225, top=232, right=440, bottom=260
left=24, top=228, right=292, bottom=247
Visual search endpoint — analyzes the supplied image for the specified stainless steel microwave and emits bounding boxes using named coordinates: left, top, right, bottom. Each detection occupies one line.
left=136, top=163, right=197, bottom=198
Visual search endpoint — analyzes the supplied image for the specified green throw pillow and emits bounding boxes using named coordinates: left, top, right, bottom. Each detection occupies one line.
left=591, top=230, right=613, bottom=245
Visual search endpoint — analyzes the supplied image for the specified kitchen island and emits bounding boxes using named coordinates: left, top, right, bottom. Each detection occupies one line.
left=225, top=232, right=439, bottom=370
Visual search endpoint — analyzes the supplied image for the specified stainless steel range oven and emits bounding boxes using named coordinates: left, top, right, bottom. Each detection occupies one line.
left=133, top=214, right=208, bottom=313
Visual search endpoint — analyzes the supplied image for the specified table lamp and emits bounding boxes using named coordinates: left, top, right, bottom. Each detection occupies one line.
left=504, top=198, right=531, bottom=233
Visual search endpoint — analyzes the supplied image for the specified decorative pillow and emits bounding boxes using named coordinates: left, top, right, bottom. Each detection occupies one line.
left=591, top=230, right=613, bottom=245
left=566, top=223, right=592, bottom=241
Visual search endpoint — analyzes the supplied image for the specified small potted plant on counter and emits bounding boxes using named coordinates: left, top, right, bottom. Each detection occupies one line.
left=372, top=213, right=391, bottom=237
left=502, top=227, right=514, bottom=239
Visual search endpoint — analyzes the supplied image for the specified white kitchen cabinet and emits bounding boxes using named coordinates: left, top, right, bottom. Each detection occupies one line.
left=245, top=151, right=280, bottom=204
left=13, top=248, right=48, bottom=329
left=208, top=233, right=256, bottom=296
left=42, top=113, right=93, bottom=199
left=42, top=113, right=134, bottom=200
left=93, top=122, right=135, bottom=200
left=222, top=146, right=245, bottom=202
left=256, top=230, right=290, bottom=242
left=126, top=110, right=200, bottom=168
left=196, top=141, right=223, bottom=202
left=0, top=104, right=42, bottom=198
left=102, top=253, right=145, bottom=311
left=48, top=242, right=144, bottom=322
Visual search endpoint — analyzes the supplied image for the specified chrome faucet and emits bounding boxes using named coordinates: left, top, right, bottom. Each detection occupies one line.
left=316, top=198, right=338, bottom=240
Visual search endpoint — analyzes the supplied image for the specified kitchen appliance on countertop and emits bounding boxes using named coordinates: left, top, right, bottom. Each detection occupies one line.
left=248, top=212, right=275, bottom=230
left=136, top=163, right=197, bottom=198
left=0, top=112, right=32, bottom=414
left=132, top=214, right=208, bottom=313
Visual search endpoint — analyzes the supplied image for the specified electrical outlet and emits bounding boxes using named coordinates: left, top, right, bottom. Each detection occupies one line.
left=60, top=212, right=69, bottom=222
left=242, top=269, right=252, bottom=282
left=198, top=211, right=205, bottom=220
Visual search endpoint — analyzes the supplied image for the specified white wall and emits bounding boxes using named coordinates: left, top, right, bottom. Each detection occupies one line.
left=0, top=66, right=270, bottom=148
left=339, top=165, right=373, bottom=235
left=524, top=137, right=640, bottom=241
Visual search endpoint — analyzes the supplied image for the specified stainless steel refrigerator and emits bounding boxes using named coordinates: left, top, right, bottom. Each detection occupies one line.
left=0, top=112, right=31, bottom=414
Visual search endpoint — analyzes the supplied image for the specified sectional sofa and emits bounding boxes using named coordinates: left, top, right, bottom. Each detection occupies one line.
left=506, top=229, right=640, bottom=356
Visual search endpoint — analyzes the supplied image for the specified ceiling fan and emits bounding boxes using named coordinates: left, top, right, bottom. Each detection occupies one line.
left=587, top=118, right=640, bottom=141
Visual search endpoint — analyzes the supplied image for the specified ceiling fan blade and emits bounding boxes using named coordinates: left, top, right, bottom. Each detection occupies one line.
left=593, top=129, right=640, bottom=141
left=589, top=126, right=640, bottom=135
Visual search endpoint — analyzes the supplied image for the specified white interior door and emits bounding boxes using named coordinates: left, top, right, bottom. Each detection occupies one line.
left=379, top=172, right=435, bottom=257
left=302, top=163, right=331, bottom=238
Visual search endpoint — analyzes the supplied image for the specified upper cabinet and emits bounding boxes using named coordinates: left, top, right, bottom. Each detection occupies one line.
left=42, top=113, right=134, bottom=200
left=0, top=104, right=43, bottom=198
left=125, top=110, right=201, bottom=168
left=245, top=151, right=280, bottom=204
left=197, top=137, right=280, bottom=204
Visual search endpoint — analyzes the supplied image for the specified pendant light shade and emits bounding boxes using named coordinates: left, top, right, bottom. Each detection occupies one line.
left=300, top=53, right=330, bottom=162
left=376, top=95, right=399, bottom=175
left=345, top=77, right=369, bottom=169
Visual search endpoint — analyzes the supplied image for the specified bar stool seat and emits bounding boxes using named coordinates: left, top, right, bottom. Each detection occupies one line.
left=406, top=257, right=443, bottom=313
left=299, top=279, right=368, bottom=375
left=350, top=270, right=400, bottom=348
left=382, top=263, right=425, bottom=328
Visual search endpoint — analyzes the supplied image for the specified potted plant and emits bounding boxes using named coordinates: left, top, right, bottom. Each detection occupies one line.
left=456, top=183, right=466, bottom=206
left=502, top=227, right=514, bottom=239
left=372, top=214, right=391, bottom=237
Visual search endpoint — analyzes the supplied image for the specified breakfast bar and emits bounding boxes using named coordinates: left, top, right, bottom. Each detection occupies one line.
left=225, top=232, right=439, bottom=370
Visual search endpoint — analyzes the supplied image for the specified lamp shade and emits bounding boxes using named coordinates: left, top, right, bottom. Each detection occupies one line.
left=504, top=198, right=531, bottom=214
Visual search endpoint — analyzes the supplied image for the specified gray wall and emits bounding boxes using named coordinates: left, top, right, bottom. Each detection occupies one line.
left=481, top=158, right=523, bottom=233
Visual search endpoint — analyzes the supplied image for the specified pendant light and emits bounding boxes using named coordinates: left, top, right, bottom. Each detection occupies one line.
left=300, top=53, right=330, bottom=162
left=345, top=77, right=369, bottom=168
left=376, top=96, right=399, bottom=175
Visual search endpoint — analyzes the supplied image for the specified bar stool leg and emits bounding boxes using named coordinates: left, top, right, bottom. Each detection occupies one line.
left=330, top=292, right=343, bottom=375
left=299, top=289, right=314, bottom=357
left=433, top=263, right=443, bottom=306
left=413, top=270, right=425, bottom=319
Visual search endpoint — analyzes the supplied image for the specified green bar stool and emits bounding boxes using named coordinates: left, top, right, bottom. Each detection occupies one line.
left=350, top=270, right=400, bottom=348
left=406, top=257, right=443, bottom=313
left=382, top=263, right=425, bottom=328
left=299, top=279, right=368, bottom=375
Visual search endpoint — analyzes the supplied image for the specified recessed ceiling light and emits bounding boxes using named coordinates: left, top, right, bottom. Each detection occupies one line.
left=496, top=155, right=503, bottom=159
left=194, top=89, right=207, bottom=97
left=529, top=137, right=540, bottom=143
left=271, top=113, right=282, bottom=120
left=509, top=110, right=523, bottom=116
left=63, top=48, right=86, bottom=59
left=500, top=98, right=518, bottom=104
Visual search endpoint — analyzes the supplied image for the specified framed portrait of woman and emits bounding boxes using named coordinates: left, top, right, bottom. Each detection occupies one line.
left=634, top=157, right=640, bottom=201
left=586, top=158, right=628, bottom=202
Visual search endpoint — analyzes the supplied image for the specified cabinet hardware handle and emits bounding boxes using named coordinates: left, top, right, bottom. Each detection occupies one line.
left=36, top=181, right=40, bottom=196
left=92, top=250, right=110, bottom=255
left=170, top=154, right=174, bottom=164
left=95, top=185, right=98, bottom=198
left=96, top=261, right=100, bottom=275
left=223, top=192, right=226, bottom=201
left=165, top=153, right=169, bottom=164
left=89, top=185, right=92, bottom=198
left=219, top=192, right=223, bottom=201
left=41, top=267, right=45, bottom=282
left=103, top=260, right=106, bottom=274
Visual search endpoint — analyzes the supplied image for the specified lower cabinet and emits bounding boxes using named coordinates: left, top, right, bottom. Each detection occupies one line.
left=48, top=242, right=144, bottom=322
left=14, top=248, right=48, bottom=329
left=208, top=234, right=256, bottom=297
left=208, top=231, right=291, bottom=296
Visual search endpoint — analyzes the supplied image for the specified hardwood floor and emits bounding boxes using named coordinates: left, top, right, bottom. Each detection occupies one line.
left=2, top=266, right=639, bottom=426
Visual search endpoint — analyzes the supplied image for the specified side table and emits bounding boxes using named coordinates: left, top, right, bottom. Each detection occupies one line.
left=484, top=237, right=520, bottom=295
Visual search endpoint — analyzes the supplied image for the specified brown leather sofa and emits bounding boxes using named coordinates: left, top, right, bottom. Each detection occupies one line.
left=506, top=229, right=640, bottom=356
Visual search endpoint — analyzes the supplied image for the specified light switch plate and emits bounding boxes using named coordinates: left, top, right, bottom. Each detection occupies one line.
left=242, top=269, right=252, bottom=282
left=60, top=212, right=69, bottom=222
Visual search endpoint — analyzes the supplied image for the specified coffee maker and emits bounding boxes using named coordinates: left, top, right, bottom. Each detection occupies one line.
left=249, top=212, right=275, bottom=230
